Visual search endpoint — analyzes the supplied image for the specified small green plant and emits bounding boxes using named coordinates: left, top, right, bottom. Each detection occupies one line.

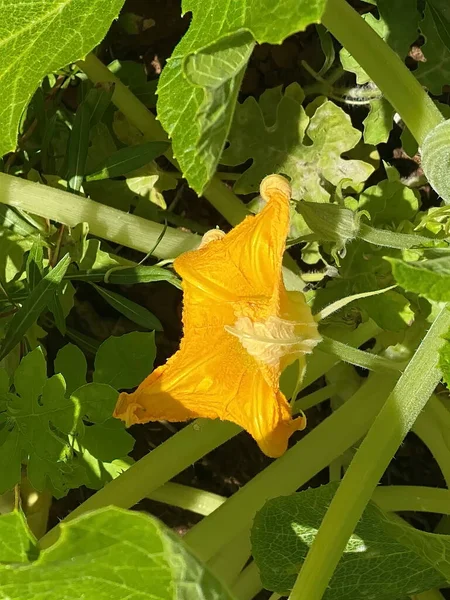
left=1, top=1, right=450, bottom=599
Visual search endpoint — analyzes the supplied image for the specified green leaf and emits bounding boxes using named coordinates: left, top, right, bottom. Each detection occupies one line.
left=0, top=254, right=71, bottom=361
left=82, top=418, right=134, bottom=462
left=90, top=283, right=163, bottom=331
left=157, top=0, right=327, bottom=194
left=67, top=97, right=92, bottom=193
left=426, top=0, right=450, bottom=51
left=362, top=98, right=396, bottom=145
left=0, top=229, right=34, bottom=283
left=0, top=508, right=235, bottom=600
left=421, top=119, right=450, bottom=205
left=358, top=179, right=419, bottom=226
left=85, top=141, right=169, bottom=181
left=54, top=344, right=87, bottom=396
left=222, top=85, right=374, bottom=200
left=0, top=511, right=37, bottom=564
left=417, top=3, right=450, bottom=93
left=0, top=0, right=125, bottom=157
left=439, top=333, right=450, bottom=389
left=252, top=482, right=447, bottom=597
left=0, top=348, right=78, bottom=493
left=340, top=5, right=419, bottom=82
left=71, top=383, right=118, bottom=424
left=94, top=332, right=156, bottom=390
left=25, top=240, right=44, bottom=290
left=387, top=254, right=450, bottom=302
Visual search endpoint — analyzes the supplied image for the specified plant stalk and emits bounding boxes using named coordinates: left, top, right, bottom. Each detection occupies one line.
left=0, top=173, right=199, bottom=259
left=288, top=305, right=450, bottom=600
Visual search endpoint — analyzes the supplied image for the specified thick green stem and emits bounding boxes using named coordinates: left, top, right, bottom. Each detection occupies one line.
left=232, top=562, right=262, bottom=600
left=0, top=173, right=199, bottom=259
left=39, top=321, right=380, bottom=550
left=39, top=419, right=239, bottom=549
left=373, top=486, right=450, bottom=515
left=183, top=372, right=397, bottom=560
left=289, top=306, right=450, bottom=600
left=77, top=54, right=248, bottom=226
left=321, top=0, right=444, bottom=145
left=148, top=481, right=226, bottom=516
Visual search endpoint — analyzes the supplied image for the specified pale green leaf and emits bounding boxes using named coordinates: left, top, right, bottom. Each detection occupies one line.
left=0, top=508, right=235, bottom=600
left=222, top=85, right=374, bottom=200
left=387, top=254, right=450, bottom=302
left=358, top=179, right=419, bottom=226
left=0, top=230, right=34, bottom=283
left=0, top=0, right=125, bottom=157
left=252, top=483, right=446, bottom=596
left=157, top=0, right=327, bottom=194
left=94, top=331, right=156, bottom=390
left=362, top=98, right=396, bottom=146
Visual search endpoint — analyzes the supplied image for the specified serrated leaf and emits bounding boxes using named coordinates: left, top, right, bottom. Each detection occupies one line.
left=252, top=482, right=447, bottom=597
left=417, top=3, right=450, bottom=93
left=85, top=141, right=169, bottom=181
left=0, top=254, right=71, bottom=361
left=0, top=512, right=37, bottom=564
left=221, top=84, right=374, bottom=200
left=0, top=508, right=235, bottom=600
left=0, top=0, right=125, bottom=157
left=157, top=0, right=327, bottom=194
left=387, top=255, right=450, bottom=301
left=91, top=283, right=163, bottom=331
left=94, top=332, right=156, bottom=390
left=0, top=348, right=78, bottom=493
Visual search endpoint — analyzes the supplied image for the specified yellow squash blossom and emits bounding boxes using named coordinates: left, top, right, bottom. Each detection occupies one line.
left=114, top=175, right=321, bottom=457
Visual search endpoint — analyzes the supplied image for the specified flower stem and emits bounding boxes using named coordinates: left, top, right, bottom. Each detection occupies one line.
left=288, top=305, right=450, bottom=600
left=77, top=54, right=249, bottom=226
left=0, top=173, right=199, bottom=259
left=321, top=0, right=444, bottom=145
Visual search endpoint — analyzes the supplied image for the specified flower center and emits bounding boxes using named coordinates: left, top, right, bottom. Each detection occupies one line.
left=224, top=315, right=319, bottom=367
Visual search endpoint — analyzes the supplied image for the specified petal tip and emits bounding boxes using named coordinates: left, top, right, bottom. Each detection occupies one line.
left=260, top=174, right=291, bottom=203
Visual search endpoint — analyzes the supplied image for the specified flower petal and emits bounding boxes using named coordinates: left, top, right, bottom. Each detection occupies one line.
left=173, top=175, right=291, bottom=302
